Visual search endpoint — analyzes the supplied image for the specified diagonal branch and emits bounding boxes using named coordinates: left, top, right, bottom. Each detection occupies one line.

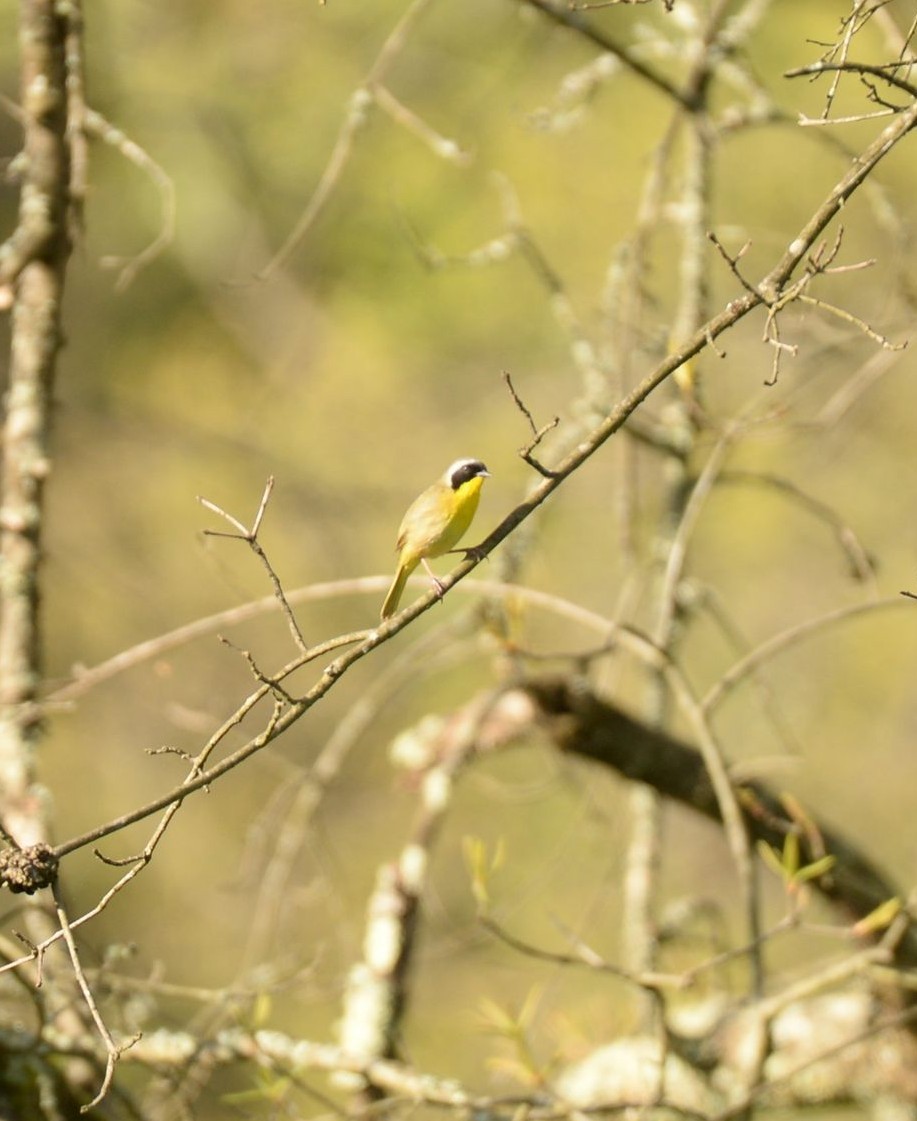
left=38, top=92, right=917, bottom=900
left=518, top=0, right=688, bottom=106
left=520, top=676, right=917, bottom=967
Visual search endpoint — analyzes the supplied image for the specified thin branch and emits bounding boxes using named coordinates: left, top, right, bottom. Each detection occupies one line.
left=702, top=596, right=906, bottom=717
left=52, top=882, right=139, bottom=1112
left=86, top=109, right=176, bottom=289
left=502, top=370, right=560, bottom=477
left=35, top=93, right=917, bottom=932
left=46, top=580, right=376, bottom=706
left=805, top=0, right=881, bottom=121
left=654, top=425, right=735, bottom=643
left=480, top=913, right=683, bottom=993
left=482, top=909, right=825, bottom=995
left=199, top=477, right=309, bottom=653
left=708, top=231, right=764, bottom=300
left=694, top=583, right=803, bottom=758
left=795, top=291, right=907, bottom=349
left=522, top=677, right=917, bottom=965
left=239, top=619, right=471, bottom=970
left=786, top=58, right=917, bottom=100
left=517, top=0, right=688, bottom=106
left=219, top=637, right=296, bottom=705
left=257, top=0, right=437, bottom=278
left=371, top=83, right=470, bottom=165
left=62, top=0, right=87, bottom=243
left=718, top=470, right=878, bottom=587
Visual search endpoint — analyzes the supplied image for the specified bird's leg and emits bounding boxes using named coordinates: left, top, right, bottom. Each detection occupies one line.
left=421, top=558, right=446, bottom=599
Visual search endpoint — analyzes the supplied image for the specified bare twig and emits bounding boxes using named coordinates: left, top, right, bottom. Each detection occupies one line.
left=786, top=59, right=917, bottom=101
left=481, top=913, right=681, bottom=992
left=702, top=597, right=907, bottom=717
left=805, top=0, right=880, bottom=121
left=62, top=0, right=87, bottom=242
left=718, top=470, right=878, bottom=587
left=239, top=619, right=473, bottom=970
left=52, top=882, right=139, bottom=1112
left=482, top=909, right=821, bottom=995
left=695, top=584, right=803, bottom=758
left=199, top=477, right=309, bottom=653
left=502, top=370, right=560, bottom=477
left=219, top=636, right=296, bottom=705
left=796, top=291, right=907, bottom=349
left=86, top=109, right=176, bottom=289
left=518, top=0, right=687, bottom=105
left=47, top=579, right=378, bottom=706
left=372, top=83, right=469, bottom=165
left=708, top=231, right=764, bottom=300
left=258, top=0, right=437, bottom=278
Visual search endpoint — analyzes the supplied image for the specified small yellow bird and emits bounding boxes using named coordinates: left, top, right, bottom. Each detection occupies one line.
left=380, top=458, right=490, bottom=620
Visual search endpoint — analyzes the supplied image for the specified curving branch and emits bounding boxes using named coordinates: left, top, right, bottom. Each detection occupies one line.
left=519, top=676, right=917, bottom=969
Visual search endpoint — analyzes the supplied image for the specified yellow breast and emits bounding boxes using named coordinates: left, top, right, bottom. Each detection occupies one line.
left=397, top=476, right=484, bottom=568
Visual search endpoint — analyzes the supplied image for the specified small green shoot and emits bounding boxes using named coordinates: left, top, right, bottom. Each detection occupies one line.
left=757, top=832, right=836, bottom=898
left=463, top=835, right=506, bottom=910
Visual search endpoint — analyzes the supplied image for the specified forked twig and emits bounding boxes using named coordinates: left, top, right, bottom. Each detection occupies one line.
left=719, top=469, right=878, bottom=587
left=796, top=292, right=907, bottom=350
left=258, top=0, right=437, bottom=278
left=702, top=596, right=907, bottom=716
left=787, top=59, right=917, bottom=102
left=502, top=370, right=559, bottom=477
left=199, top=477, right=308, bottom=653
left=85, top=109, right=176, bottom=290
left=219, top=636, right=296, bottom=705
left=708, top=231, right=763, bottom=300
left=52, top=882, right=139, bottom=1112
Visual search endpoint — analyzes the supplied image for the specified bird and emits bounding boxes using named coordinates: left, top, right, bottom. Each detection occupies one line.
left=380, top=458, right=490, bottom=620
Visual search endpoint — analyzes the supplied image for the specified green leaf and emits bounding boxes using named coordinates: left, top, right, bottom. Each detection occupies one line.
left=757, top=839, right=786, bottom=879
left=852, top=896, right=901, bottom=936
left=462, top=835, right=505, bottom=910
left=794, top=854, right=836, bottom=883
left=783, top=831, right=800, bottom=877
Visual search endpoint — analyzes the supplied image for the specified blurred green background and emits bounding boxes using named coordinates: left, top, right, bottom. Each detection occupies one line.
left=2, top=0, right=917, bottom=1106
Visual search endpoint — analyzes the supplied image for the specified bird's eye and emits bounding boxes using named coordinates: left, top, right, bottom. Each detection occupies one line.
left=450, top=460, right=488, bottom=489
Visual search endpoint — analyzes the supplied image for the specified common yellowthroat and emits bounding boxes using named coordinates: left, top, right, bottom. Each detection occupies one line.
left=380, top=458, right=490, bottom=620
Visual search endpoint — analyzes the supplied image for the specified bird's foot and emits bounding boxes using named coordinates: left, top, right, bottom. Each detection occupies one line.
left=458, top=543, right=488, bottom=563
left=421, top=559, right=447, bottom=601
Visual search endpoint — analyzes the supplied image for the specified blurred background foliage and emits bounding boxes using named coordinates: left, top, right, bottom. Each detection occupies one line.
left=2, top=0, right=917, bottom=1106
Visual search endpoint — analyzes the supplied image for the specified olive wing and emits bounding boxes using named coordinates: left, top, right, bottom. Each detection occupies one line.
left=394, top=482, right=454, bottom=559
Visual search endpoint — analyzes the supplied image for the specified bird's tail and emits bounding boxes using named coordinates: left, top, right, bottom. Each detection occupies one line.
left=381, top=561, right=415, bottom=620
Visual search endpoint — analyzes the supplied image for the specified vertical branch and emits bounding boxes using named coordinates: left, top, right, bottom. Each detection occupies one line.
left=601, top=118, right=680, bottom=567
left=0, top=4, right=96, bottom=1103
left=259, top=0, right=437, bottom=277
left=0, top=1, right=72, bottom=848
left=621, top=0, right=743, bottom=1025
left=667, top=121, right=713, bottom=405
left=337, top=693, right=497, bottom=1103
left=606, top=121, right=680, bottom=1008
left=625, top=0, right=766, bottom=1045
